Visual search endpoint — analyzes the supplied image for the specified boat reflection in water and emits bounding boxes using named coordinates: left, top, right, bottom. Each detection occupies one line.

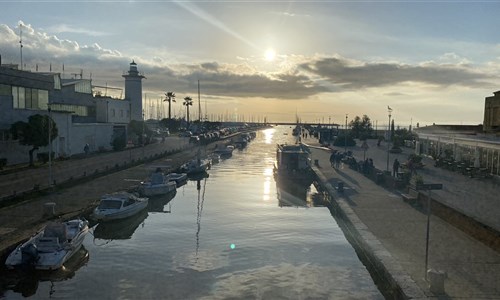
left=147, top=190, right=177, bottom=213
left=0, top=246, right=89, bottom=298
left=275, top=179, right=327, bottom=208
left=93, top=209, right=148, bottom=240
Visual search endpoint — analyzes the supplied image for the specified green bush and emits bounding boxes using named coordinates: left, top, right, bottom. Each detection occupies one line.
left=36, top=152, right=55, bottom=164
left=112, top=136, right=126, bottom=151
left=333, top=134, right=356, bottom=147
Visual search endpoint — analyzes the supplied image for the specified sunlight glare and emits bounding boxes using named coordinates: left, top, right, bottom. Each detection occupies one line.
left=264, top=48, right=276, bottom=61
left=263, top=128, right=274, bottom=144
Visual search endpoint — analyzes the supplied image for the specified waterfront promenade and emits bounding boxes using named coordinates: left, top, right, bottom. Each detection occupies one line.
left=307, top=137, right=500, bottom=299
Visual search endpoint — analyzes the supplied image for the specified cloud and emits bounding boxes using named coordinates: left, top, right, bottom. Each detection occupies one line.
left=46, top=24, right=108, bottom=37
left=1, top=21, right=498, bottom=105
left=299, top=56, right=497, bottom=89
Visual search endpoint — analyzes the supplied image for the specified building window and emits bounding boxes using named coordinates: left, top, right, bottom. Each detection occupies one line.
left=111, top=109, right=115, bottom=117
left=120, top=110, right=123, bottom=117
left=12, top=86, right=48, bottom=110
left=126, top=110, right=130, bottom=117
left=12, top=86, right=26, bottom=109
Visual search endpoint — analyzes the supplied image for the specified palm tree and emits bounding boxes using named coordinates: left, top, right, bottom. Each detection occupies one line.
left=164, top=92, right=176, bottom=120
left=183, top=96, right=193, bottom=124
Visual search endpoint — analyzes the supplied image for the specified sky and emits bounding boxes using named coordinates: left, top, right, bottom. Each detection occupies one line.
left=1, top=1, right=500, bottom=127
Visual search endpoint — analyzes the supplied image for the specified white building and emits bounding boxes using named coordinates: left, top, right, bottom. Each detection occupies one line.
left=0, top=58, right=145, bottom=166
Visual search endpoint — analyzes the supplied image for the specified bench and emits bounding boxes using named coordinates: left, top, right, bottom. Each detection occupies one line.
left=401, top=188, right=419, bottom=205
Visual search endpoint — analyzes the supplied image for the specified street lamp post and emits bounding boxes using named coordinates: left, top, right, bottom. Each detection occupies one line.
left=386, top=107, right=393, bottom=171
left=48, top=104, right=52, bottom=187
left=345, top=114, right=348, bottom=153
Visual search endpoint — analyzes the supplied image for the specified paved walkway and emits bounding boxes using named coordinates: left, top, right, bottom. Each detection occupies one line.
left=0, top=137, right=190, bottom=201
left=339, top=138, right=500, bottom=232
left=306, top=138, right=500, bottom=299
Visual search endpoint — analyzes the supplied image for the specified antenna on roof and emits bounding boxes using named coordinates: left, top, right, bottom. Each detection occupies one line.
left=19, top=23, right=23, bottom=70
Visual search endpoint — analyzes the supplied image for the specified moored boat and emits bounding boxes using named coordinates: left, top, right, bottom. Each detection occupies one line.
left=273, top=143, right=314, bottom=183
left=5, top=218, right=89, bottom=270
left=165, top=172, right=188, bottom=187
left=92, top=192, right=148, bottom=221
left=138, top=168, right=177, bottom=197
left=179, top=158, right=211, bottom=175
left=214, top=144, right=234, bottom=158
left=207, top=153, right=221, bottom=164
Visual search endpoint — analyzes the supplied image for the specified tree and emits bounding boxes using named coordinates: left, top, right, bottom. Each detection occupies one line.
left=128, top=120, right=152, bottom=145
left=392, top=128, right=417, bottom=148
left=159, top=118, right=181, bottom=133
left=164, top=91, right=176, bottom=120
left=10, top=114, right=58, bottom=167
left=111, top=135, right=126, bottom=151
left=183, top=96, right=193, bottom=124
left=349, top=114, right=373, bottom=139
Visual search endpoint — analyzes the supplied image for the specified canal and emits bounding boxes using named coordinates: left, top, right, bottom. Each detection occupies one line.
left=2, top=126, right=384, bottom=299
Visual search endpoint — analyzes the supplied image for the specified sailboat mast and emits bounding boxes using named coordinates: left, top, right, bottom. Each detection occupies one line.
left=198, top=80, right=201, bottom=121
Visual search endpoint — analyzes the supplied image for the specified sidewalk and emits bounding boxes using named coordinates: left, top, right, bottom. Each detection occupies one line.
left=0, top=136, right=190, bottom=202
left=340, top=138, right=500, bottom=232
left=307, top=141, right=500, bottom=298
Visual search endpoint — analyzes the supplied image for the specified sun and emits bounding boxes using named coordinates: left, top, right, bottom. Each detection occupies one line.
left=264, top=48, right=276, bottom=61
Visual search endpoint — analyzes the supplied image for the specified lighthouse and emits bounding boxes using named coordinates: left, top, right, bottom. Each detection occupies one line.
left=123, top=60, right=145, bottom=121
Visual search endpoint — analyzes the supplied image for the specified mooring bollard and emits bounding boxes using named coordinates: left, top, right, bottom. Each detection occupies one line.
left=43, top=202, right=56, bottom=216
left=427, top=269, right=446, bottom=294
left=337, top=181, right=344, bottom=193
left=314, top=159, right=319, bottom=166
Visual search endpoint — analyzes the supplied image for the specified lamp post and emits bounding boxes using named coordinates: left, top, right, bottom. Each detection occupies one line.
left=386, top=106, right=393, bottom=171
left=48, top=103, right=52, bottom=187
left=345, top=114, right=348, bottom=153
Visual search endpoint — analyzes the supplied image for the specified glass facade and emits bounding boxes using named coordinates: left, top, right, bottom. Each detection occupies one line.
left=11, top=86, right=48, bottom=110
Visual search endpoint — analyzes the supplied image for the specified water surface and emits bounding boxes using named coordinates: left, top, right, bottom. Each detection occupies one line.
left=2, top=126, right=383, bottom=299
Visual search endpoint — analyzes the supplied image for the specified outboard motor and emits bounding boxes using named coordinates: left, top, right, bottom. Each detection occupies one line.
left=21, top=244, right=38, bottom=266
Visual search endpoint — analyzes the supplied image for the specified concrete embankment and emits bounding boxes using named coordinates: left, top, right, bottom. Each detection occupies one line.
left=313, top=165, right=426, bottom=300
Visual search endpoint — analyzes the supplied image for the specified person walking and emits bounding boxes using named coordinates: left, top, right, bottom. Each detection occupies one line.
left=330, top=152, right=336, bottom=168
left=393, top=158, right=400, bottom=178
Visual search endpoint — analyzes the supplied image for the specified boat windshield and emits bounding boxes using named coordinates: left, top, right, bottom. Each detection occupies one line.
left=98, top=200, right=122, bottom=209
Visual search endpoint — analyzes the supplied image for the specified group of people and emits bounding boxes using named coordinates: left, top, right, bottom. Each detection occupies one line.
left=329, top=151, right=344, bottom=169
left=393, top=157, right=417, bottom=178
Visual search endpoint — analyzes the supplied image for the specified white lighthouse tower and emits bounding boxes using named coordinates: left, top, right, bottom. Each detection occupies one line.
left=123, top=60, right=145, bottom=121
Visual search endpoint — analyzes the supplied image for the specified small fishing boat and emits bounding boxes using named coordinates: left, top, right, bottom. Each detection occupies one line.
left=92, top=192, right=148, bottom=221
left=207, top=153, right=220, bottom=164
left=5, top=218, right=89, bottom=270
left=179, top=158, right=211, bottom=175
left=138, top=169, right=177, bottom=197
left=93, top=209, right=149, bottom=240
left=214, top=144, right=234, bottom=158
left=165, top=172, right=188, bottom=187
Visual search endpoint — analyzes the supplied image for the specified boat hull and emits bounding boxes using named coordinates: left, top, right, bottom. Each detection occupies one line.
left=93, top=201, right=148, bottom=221
left=5, top=219, right=89, bottom=270
left=139, top=181, right=176, bottom=197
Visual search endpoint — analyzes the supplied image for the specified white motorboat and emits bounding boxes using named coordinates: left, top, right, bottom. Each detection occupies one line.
left=5, top=218, right=89, bottom=270
left=214, top=144, right=234, bottom=158
left=165, top=172, right=188, bottom=187
left=179, top=158, right=211, bottom=175
left=92, top=192, right=148, bottom=221
left=138, top=170, right=177, bottom=197
left=207, top=153, right=220, bottom=164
